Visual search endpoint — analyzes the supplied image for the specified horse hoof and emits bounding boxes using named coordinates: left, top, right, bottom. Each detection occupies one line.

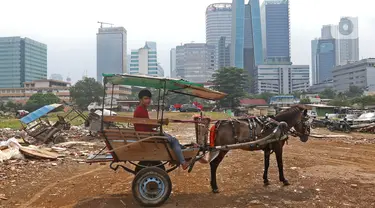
left=282, top=180, right=290, bottom=186
left=263, top=181, right=270, bottom=186
left=212, top=189, right=220, bottom=194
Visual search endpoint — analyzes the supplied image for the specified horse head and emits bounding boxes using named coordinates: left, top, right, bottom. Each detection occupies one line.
left=275, top=104, right=311, bottom=142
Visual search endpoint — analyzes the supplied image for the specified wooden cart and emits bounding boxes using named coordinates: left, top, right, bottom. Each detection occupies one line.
left=86, top=74, right=223, bottom=207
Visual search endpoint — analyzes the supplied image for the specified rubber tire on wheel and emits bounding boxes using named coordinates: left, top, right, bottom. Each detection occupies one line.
left=135, top=161, right=166, bottom=175
left=310, top=123, right=316, bottom=129
left=328, top=126, right=334, bottom=131
left=132, top=167, right=172, bottom=207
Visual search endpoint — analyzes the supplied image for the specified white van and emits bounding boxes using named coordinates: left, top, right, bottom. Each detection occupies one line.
left=307, top=110, right=317, bottom=118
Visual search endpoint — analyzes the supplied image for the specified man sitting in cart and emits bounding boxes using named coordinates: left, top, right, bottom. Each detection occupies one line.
left=134, top=89, right=197, bottom=170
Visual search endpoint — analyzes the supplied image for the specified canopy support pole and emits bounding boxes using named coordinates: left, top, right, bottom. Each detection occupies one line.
left=110, top=84, right=114, bottom=116
left=156, top=88, right=161, bottom=120
left=101, top=78, right=107, bottom=131
left=159, top=81, right=167, bottom=135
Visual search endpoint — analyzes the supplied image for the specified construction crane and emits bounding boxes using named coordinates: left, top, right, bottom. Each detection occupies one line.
left=97, top=21, right=114, bottom=28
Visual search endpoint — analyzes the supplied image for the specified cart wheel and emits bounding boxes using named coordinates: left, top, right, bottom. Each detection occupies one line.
left=135, top=161, right=165, bottom=175
left=132, top=167, right=172, bottom=207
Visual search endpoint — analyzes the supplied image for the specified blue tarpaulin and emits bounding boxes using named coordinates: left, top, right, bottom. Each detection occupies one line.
left=20, top=104, right=63, bottom=124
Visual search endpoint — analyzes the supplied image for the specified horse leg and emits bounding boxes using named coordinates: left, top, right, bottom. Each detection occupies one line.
left=263, top=148, right=271, bottom=186
left=275, top=144, right=290, bottom=185
left=210, top=150, right=228, bottom=193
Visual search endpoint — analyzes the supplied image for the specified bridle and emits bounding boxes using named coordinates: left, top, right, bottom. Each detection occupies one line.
left=289, top=115, right=310, bottom=137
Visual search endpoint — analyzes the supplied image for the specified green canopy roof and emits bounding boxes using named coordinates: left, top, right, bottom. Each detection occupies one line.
left=103, top=73, right=226, bottom=100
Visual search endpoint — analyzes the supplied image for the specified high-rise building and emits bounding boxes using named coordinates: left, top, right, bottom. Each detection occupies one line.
left=332, top=58, right=375, bottom=93
left=243, top=0, right=264, bottom=93
left=249, top=0, right=263, bottom=66
left=261, top=0, right=290, bottom=64
left=206, top=3, right=232, bottom=70
left=255, top=64, right=310, bottom=94
left=96, top=26, right=127, bottom=82
left=130, top=42, right=163, bottom=77
left=157, top=63, right=165, bottom=77
left=231, top=0, right=245, bottom=68
left=311, top=16, right=359, bottom=85
left=321, top=25, right=337, bottom=39
left=206, top=3, right=232, bottom=48
left=316, top=39, right=336, bottom=84
left=244, top=2, right=254, bottom=75
left=318, top=18, right=359, bottom=67
left=0, top=37, right=47, bottom=88
left=176, top=43, right=216, bottom=83
left=170, top=48, right=176, bottom=78
left=311, top=39, right=319, bottom=85
left=338, top=17, right=359, bottom=65
left=320, top=25, right=340, bottom=66
left=145, top=41, right=157, bottom=51
left=127, top=55, right=131, bottom=73
left=218, top=37, right=231, bottom=69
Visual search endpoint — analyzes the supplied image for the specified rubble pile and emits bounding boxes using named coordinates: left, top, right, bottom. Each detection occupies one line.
left=0, top=111, right=13, bottom=119
left=0, top=126, right=103, bottom=165
left=353, top=124, right=375, bottom=133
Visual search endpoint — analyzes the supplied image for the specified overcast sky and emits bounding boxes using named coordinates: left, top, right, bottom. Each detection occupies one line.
left=0, top=0, right=373, bottom=82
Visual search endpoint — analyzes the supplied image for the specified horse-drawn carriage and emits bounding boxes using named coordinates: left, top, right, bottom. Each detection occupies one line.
left=86, top=74, right=311, bottom=207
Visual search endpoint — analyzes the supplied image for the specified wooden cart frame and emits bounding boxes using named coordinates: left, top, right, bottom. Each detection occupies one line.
left=86, top=74, right=226, bottom=207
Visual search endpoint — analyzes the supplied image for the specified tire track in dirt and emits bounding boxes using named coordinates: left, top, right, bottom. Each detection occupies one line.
left=20, top=166, right=106, bottom=208
left=62, top=173, right=134, bottom=208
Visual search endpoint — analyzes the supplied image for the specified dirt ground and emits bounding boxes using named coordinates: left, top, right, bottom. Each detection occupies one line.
left=1, top=125, right=375, bottom=208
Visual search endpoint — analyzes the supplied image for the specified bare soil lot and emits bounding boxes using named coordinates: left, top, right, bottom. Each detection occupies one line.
left=1, top=125, right=375, bottom=208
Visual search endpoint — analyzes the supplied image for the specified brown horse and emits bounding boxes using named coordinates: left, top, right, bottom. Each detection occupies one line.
left=209, top=105, right=310, bottom=193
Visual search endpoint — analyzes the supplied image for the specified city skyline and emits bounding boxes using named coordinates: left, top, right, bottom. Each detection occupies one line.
left=1, top=0, right=374, bottom=83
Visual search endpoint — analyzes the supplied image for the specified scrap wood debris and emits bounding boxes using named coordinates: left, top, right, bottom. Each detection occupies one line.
left=0, top=126, right=104, bottom=164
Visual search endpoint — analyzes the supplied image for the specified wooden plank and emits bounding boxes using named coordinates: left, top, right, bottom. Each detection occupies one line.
left=103, top=116, right=168, bottom=125
left=19, top=147, right=59, bottom=160
left=104, top=129, right=159, bottom=136
left=100, top=133, right=155, bottom=140
left=100, top=129, right=160, bottom=141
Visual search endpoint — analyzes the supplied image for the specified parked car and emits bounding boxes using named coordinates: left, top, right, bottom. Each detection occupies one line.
left=16, top=110, right=29, bottom=118
left=307, top=110, right=317, bottom=118
left=353, top=112, right=375, bottom=124
left=179, top=104, right=201, bottom=112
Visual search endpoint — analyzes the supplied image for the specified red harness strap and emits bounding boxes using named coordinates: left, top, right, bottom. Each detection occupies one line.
left=209, top=125, right=216, bottom=147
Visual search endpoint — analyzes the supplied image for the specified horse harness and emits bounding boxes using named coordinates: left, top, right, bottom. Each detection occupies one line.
left=214, top=116, right=284, bottom=144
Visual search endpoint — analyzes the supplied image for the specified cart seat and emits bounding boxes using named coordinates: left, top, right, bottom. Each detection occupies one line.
left=100, top=128, right=199, bottom=162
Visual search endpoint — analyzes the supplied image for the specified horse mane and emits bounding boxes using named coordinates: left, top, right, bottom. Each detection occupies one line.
left=275, top=105, right=307, bottom=123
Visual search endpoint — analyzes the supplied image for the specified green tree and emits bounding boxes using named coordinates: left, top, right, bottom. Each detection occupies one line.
left=164, top=92, right=191, bottom=106
left=319, top=88, right=336, bottom=99
left=211, top=67, right=251, bottom=109
left=254, top=92, right=275, bottom=103
left=345, top=85, right=364, bottom=98
left=299, top=98, right=311, bottom=104
left=0, top=102, right=6, bottom=111
left=4, top=101, right=23, bottom=111
left=292, top=90, right=306, bottom=99
left=70, top=77, right=104, bottom=109
left=351, top=95, right=375, bottom=108
left=329, top=98, right=349, bottom=107
left=25, top=93, right=60, bottom=111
